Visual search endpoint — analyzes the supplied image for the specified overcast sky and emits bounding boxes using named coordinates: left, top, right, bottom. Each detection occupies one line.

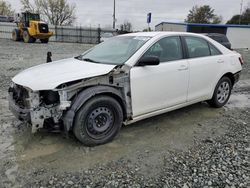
left=7, top=0, right=250, bottom=30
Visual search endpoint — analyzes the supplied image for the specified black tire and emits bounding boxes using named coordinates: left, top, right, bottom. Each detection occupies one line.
left=23, top=30, right=36, bottom=43
left=40, top=38, right=49, bottom=43
left=73, top=95, right=123, bottom=146
left=12, top=29, right=21, bottom=41
left=208, top=77, right=232, bottom=108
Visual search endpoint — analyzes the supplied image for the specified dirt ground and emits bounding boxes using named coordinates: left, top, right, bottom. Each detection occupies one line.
left=0, top=39, right=249, bottom=188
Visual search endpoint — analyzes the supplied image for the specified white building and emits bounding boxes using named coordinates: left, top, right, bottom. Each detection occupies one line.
left=155, top=22, right=250, bottom=49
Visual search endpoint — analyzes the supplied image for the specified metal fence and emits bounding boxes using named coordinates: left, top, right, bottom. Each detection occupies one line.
left=0, top=22, right=116, bottom=44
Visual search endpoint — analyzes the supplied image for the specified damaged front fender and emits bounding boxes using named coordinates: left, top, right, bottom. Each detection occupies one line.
left=63, top=85, right=126, bottom=132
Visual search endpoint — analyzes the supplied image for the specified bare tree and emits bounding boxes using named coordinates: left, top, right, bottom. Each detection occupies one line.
left=21, top=0, right=76, bottom=26
left=120, top=20, right=132, bottom=32
left=21, top=0, right=39, bottom=13
left=0, top=0, right=14, bottom=16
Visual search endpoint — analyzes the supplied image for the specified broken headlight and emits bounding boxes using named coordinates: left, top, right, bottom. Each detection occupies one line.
left=40, top=91, right=60, bottom=105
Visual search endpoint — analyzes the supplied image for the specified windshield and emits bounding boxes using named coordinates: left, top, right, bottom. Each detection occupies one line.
left=78, top=36, right=151, bottom=65
left=25, top=13, right=40, bottom=21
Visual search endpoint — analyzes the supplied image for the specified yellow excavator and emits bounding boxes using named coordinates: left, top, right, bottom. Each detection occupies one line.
left=12, top=11, right=53, bottom=43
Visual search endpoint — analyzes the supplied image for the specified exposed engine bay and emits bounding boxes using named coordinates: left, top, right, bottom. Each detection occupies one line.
left=8, top=65, right=132, bottom=133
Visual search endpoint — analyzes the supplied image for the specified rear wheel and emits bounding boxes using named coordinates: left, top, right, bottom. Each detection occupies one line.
left=208, top=77, right=232, bottom=108
left=40, top=38, right=49, bottom=43
left=73, top=95, right=123, bottom=146
left=12, top=29, right=21, bottom=41
left=23, top=30, right=36, bottom=43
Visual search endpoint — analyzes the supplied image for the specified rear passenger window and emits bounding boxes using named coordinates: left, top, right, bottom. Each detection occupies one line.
left=209, top=43, right=222, bottom=56
left=143, top=36, right=183, bottom=62
left=210, top=36, right=221, bottom=43
left=185, top=37, right=210, bottom=58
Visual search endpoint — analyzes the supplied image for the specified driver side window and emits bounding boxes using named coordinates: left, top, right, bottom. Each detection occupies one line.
left=143, top=36, right=183, bottom=63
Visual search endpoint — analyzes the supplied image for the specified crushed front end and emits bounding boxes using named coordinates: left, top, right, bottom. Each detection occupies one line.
left=8, top=83, right=69, bottom=133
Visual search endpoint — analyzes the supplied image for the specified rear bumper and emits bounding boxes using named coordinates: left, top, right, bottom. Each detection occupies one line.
left=234, top=71, right=241, bottom=84
left=8, top=92, right=31, bottom=122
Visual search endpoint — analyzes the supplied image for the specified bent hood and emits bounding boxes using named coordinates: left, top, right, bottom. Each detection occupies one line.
left=12, top=58, right=116, bottom=91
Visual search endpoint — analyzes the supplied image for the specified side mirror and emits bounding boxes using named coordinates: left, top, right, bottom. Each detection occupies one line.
left=138, top=56, right=160, bottom=66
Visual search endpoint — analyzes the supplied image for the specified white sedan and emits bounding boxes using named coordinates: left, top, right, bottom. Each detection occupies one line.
left=9, top=32, right=243, bottom=146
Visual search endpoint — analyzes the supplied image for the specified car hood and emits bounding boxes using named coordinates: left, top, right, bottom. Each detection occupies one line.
left=12, top=58, right=116, bottom=91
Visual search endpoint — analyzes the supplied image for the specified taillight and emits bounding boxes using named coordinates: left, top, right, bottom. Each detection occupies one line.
left=239, top=57, right=244, bottom=65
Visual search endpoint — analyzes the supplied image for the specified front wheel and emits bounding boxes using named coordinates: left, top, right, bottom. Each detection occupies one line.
left=23, top=30, right=36, bottom=43
left=208, top=77, right=232, bottom=108
left=73, top=95, right=123, bottom=146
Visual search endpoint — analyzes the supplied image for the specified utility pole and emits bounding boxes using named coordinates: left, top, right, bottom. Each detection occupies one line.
left=113, top=0, right=116, bottom=29
left=239, top=0, right=243, bottom=24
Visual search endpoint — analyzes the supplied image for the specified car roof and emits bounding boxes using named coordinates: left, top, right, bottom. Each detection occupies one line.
left=203, top=33, right=226, bottom=36
left=119, top=31, right=208, bottom=38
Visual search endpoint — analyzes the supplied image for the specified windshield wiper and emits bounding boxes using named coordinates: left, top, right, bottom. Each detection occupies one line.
left=75, top=56, right=114, bottom=65
left=74, top=56, right=98, bottom=63
left=82, top=58, right=99, bottom=63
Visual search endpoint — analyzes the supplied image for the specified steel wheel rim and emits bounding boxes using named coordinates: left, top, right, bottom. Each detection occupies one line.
left=85, top=106, right=115, bottom=139
left=217, top=81, right=230, bottom=104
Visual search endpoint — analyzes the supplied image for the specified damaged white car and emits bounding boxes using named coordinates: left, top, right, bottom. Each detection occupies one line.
left=9, top=32, right=243, bottom=146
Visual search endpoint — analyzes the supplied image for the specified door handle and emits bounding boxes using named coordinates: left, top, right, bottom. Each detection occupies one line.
left=178, top=65, right=188, bottom=71
left=217, top=59, right=224, bottom=63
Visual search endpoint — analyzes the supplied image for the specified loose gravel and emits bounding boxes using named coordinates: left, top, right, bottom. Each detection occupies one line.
left=9, top=108, right=249, bottom=188
left=162, top=111, right=250, bottom=188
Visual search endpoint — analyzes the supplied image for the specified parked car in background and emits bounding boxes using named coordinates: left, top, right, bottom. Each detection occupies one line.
left=204, top=33, right=232, bottom=49
left=0, top=15, right=14, bottom=22
left=8, top=16, right=14, bottom=22
left=0, top=15, right=9, bottom=22
left=9, top=32, right=243, bottom=146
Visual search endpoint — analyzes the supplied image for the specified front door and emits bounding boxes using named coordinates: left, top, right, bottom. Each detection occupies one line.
left=130, top=36, right=189, bottom=117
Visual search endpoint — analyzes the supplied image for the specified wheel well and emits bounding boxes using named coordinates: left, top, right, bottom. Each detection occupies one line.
left=222, top=73, right=235, bottom=85
left=69, top=88, right=127, bottom=121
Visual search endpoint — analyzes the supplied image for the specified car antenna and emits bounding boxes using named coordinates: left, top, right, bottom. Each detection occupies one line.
left=47, top=51, right=52, bottom=63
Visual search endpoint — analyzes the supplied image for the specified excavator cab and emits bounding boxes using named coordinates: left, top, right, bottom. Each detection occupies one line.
left=21, top=12, right=40, bottom=27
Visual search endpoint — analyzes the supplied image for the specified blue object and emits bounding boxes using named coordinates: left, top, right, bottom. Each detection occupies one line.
left=147, top=13, right=152, bottom=24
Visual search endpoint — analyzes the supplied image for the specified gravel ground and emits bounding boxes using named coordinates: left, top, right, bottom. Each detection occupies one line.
left=0, top=39, right=249, bottom=188
left=0, top=39, right=93, bottom=90
left=162, top=111, right=250, bottom=188
left=13, top=108, right=250, bottom=188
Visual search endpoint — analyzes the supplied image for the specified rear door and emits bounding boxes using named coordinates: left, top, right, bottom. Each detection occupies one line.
left=183, top=36, right=224, bottom=101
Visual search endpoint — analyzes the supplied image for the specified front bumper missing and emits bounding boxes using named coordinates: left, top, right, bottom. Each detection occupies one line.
left=8, top=92, right=31, bottom=122
left=9, top=89, right=63, bottom=133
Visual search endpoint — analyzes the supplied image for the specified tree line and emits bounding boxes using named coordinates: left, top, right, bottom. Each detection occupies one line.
left=186, top=4, right=250, bottom=25
left=1, top=0, right=250, bottom=27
